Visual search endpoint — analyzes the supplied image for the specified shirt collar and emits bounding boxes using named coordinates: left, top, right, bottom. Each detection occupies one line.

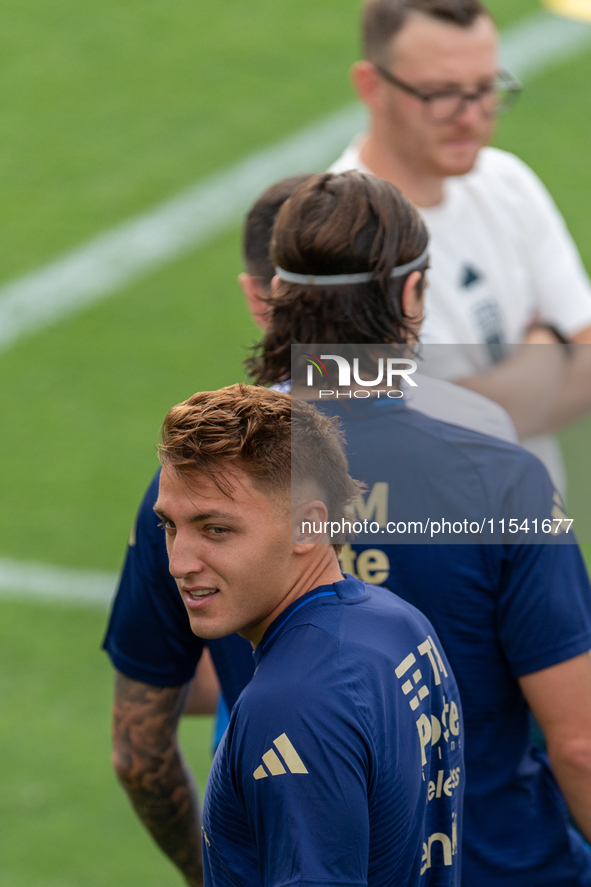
left=253, top=575, right=366, bottom=665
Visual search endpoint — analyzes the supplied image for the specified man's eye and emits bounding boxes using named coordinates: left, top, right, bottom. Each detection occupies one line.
left=428, top=89, right=458, bottom=101
left=206, top=526, right=229, bottom=537
left=157, top=519, right=176, bottom=533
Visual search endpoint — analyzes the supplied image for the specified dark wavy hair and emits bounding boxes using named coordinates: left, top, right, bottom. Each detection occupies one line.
left=243, top=174, right=314, bottom=287
left=246, top=171, right=429, bottom=386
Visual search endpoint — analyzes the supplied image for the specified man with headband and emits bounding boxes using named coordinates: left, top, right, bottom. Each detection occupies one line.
left=251, top=170, right=591, bottom=887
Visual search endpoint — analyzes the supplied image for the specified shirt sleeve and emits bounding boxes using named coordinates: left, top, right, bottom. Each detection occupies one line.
left=490, top=442, right=591, bottom=675
left=503, top=152, right=591, bottom=337
left=102, top=468, right=205, bottom=686
left=497, top=542, right=591, bottom=677
left=230, top=656, right=372, bottom=887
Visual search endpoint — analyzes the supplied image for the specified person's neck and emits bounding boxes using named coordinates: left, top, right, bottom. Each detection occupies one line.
left=245, top=549, right=343, bottom=649
left=359, top=129, right=445, bottom=208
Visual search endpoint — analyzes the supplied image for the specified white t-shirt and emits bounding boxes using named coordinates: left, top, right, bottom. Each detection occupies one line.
left=329, top=141, right=591, bottom=493
left=330, top=142, right=591, bottom=368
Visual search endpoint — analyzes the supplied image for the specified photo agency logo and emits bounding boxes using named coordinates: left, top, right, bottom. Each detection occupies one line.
left=302, top=350, right=418, bottom=399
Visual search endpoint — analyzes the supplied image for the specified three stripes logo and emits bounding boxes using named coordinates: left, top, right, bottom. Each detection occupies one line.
left=253, top=733, right=308, bottom=780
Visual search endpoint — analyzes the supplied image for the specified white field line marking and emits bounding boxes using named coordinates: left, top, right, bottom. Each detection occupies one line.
left=500, top=8, right=591, bottom=75
left=2, top=10, right=591, bottom=607
left=0, top=11, right=590, bottom=356
left=0, top=103, right=365, bottom=353
left=0, top=557, right=117, bottom=608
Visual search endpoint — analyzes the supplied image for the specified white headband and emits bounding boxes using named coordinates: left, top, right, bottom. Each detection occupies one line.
left=275, top=246, right=429, bottom=286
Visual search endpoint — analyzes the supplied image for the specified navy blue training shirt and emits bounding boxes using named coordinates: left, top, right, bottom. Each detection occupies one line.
left=103, top=399, right=591, bottom=886
left=202, top=576, right=463, bottom=887
left=320, top=398, right=591, bottom=887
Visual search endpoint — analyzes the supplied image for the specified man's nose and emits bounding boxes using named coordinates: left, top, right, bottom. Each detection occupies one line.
left=453, top=95, right=489, bottom=126
left=167, top=532, right=205, bottom=580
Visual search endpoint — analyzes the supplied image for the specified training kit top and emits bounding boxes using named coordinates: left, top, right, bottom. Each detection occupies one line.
left=322, top=396, right=591, bottom=887
left=202, top=575, right=463, bottom=887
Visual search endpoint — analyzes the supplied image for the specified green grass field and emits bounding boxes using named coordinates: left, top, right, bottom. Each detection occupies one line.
left=1, top=0, right=590, bottom=883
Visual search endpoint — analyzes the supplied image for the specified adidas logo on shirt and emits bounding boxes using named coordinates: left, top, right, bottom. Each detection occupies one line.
left=253, top=733, right=308, bottom=780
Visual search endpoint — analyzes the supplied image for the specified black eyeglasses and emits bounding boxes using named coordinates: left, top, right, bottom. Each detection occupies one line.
left=374, top=66, right=522, bottom=122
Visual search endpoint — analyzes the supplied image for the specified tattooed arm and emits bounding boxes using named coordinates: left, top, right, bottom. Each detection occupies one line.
left=111, top=670, right=203, bottom=887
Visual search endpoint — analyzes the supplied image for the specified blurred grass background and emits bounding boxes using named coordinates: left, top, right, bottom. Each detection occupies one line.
left=0, top=0, right=590, bottom=884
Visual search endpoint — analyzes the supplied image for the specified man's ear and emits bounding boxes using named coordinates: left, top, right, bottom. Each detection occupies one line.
left=351, top=61, right=384, bottom=112
left=238, top=272, right=270, bottom=331
left=401, top=270, right=424, bottom=329
left=292, top=500, right=329, bottom=554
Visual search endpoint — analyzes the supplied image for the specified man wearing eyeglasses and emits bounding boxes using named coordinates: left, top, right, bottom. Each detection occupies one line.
left=331, top=0, right=591, bottom=486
